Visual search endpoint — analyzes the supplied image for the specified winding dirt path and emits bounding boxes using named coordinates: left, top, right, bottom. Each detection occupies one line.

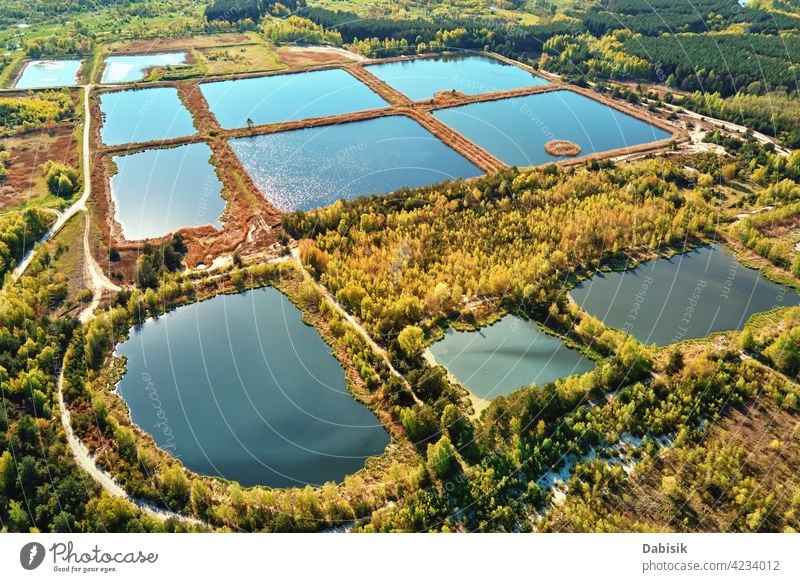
left=34, top=84, right=203, bottom=526
left=290, top=249, right=422, bottom=405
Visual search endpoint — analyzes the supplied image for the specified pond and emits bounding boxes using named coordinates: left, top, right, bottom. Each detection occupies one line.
left=15, top=59, right=82, bottom=88
left=110, top=143, right=224, bottom=240
left=115, top=287, right=390, bottom=488
left=365, top=54, right=548, bottom=101
left=200, top=68, right=388, bottom=129
left=571, top=244, right=800, bottom=345
left=433, top=90, right=671, bottom=167
left=230, top=115, right=483, bottom=211
left=101, top=52, right=188, bottom=84
left=99, top=87, right=196, bottom=146
left=428, top=315, right=595, bottom=400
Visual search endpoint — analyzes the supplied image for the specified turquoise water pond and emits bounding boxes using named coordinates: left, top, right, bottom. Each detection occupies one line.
left=366, top=54, right=548, bottom=101
left=110, top=143, right=224, bottom=240
left=15, top=60, right=82, bottom=88
left=102, top=52, right=187, bottom=84
left=99, top=87, right=196, bottom=146
left=433, top=89, right=671, bottom=167
left=115, top=287, right=390, bottom=488
left=200, top=68, right=388, bottom=129
left=230, top=115, right=482, bottom=211
left=429, top=315, right=594, bottom=400
left=571, top=244, right=800, bottom=345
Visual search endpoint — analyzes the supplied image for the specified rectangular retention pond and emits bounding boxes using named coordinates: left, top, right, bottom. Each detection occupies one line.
left=428, top=315, right=594, bottom=401
left=99, top=87, right=196, bottom=146
left=571, top=244, right=800, bottom=345
left=433, top=89, right=671, bottom=167
left=230, top=115, right=483, bottom=211
left=101, top=52, right=188, bottom=84
left=366, top=54, right=548, bottom=101
left=110, top=143, right=225, bottom=240
left=115, top=287, right=390, bottom=488
left=200, top=68, right=388, bottom=129
left=15, top=59, right=82, bottom=88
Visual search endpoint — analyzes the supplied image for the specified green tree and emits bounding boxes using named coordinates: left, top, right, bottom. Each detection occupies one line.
left=398, top=325, right=424, bottom=356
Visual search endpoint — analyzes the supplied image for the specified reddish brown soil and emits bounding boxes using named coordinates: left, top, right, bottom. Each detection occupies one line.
left=113, top=35, right=251, bottom=54
left=277, top=47, right=356, bottom=68
left=544, top=139, right=581, bottom=157
left=0, top=123, right=78, bottom=209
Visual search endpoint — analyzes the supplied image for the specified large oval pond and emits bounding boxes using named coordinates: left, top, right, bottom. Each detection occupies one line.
left=110, top=143, right=225, bottom=240
left=365, top=54, right=548, bottom=101
left=428, top=315, right=594, bottom=400
left=102, top=52, right=187, bottom=84
left=571, top=244, right=800, bottom=345
left=15, top=59, right=82, bottom=88
left=230, top=115, right=482, bottom=211
left=115, top=288, right=390, bottom=488
left=200, top=68, right=387, bottom=129
left=100, top=87, right=196, bottom=146
left=433, top=90, right=671, bottom=167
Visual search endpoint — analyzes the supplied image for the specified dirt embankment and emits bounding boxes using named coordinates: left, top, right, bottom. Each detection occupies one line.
left=344, top=65, right=413, bottom=107
left=403, top=108, right=508, bottom=174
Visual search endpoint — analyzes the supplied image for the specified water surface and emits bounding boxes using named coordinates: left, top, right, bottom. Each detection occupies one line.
left=15, top=60, right=81, bottom=88
left=366, top=54, right=547, bottom=101
left=231, top=115, right=482, bottom=211
left=100, top=87, right=195, bottom=146
left=433, top=90, right=670, bottom=167
left=115, top=288, right=390, bottom=488
left=201, top=68, right=387, bottom=129
left=110, top=143, right=224, bottom=240
left=102, top=52, right=187, bottom=83
left=571, top=244, right=800, bottom=345
left=429, top=315, right=594, bottom=400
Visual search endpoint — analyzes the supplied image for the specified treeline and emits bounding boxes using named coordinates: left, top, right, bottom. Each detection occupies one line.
left=623, top=33, right=800, bottom=96
left=572, top=0, right=800, bottom=37
left=0, top=209, right=54, bottom=281
left=263, top=15, right=342, bottom=45
left=205, top=0, right=304, bottom=23
left=0, top=91, right=74, bottom=134
left=301, top=7, right=581, bottom=57
left=682, top=91, right=800, bottom=147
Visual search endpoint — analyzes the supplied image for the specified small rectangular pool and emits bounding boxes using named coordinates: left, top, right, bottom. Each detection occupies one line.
left=15, top=60, right=82, bottom=88
left=433, top=90, right=671, bottom=167
left=110, top=143, right=224, bottom=240
left=200, top=68, right=388, bottom=129
left=99, top=87, right=196, bottom=146
left=366, top=54, right=547, bottom=101
left=101, top=52, right=188, bottom=84
left=230, top=115, right=483, bottom=211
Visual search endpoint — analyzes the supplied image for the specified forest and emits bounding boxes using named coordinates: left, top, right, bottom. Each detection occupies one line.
left=0, top=91, right=74, bottom=134
left=285, top=159, right=714, bottom=355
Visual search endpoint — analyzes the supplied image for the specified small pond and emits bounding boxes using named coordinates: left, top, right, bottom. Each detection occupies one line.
left=571, top=244, right=800, bottom=345
left=366, top=54, right=547, bottom=101
left=115, top=287, right=390, bottom=488
left=15, top=59, right=82, bottom=88
left=200, top=68, right=388, bottom=129
left=110, top=142, right=224, bottom=240
left=428, top=315, right=595, bottom=400
left=99, top=87, right=196, bottom=146
left=101, top=52, right=188, bottom=84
